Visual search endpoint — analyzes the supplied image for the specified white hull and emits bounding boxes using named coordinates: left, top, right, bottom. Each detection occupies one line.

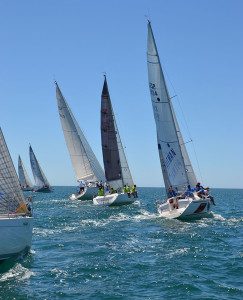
left=93, top=193, right=135, bottom=206
left=157, top=196, right=212, bottom=219
left=70, top=187, right=98, bottom=201
left=0, top=216, right=34, bottom=261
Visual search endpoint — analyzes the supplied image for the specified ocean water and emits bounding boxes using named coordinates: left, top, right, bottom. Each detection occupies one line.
left=0, top=187, right=242, bottom=299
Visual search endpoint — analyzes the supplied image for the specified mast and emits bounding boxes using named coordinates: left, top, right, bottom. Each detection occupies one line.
left=147, top=21, right=189, bottom=196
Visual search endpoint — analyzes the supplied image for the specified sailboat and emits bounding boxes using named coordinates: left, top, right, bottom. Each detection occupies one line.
left=29, top=145, right=52, bottom=193
left=147, top=21, right=213, bottom=219
left=55, top=82, right=106, bottom=200
left=18, top=155, right=34, bottom=191
left=0, top=128, right=33, bottom=261
left=93, top=76, right=136, bottom=206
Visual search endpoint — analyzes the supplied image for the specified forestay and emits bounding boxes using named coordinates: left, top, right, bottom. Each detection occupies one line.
left=55, top=82, right=105, bottom=183
left=18, top=155, right=33, bottom=188
left=29, top=145, right=50, bottom=188
left=101, top=77, right=133, bottom=190
left=147, top=21, right=191, bottom=195
left=0, top=128, right=27, bottom=215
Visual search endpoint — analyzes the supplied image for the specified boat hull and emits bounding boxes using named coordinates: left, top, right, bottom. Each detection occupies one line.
left=35, top=187, right=52, bottom=193
left=70, top=187, right=98, bottom=201
left=157, top=196, right=212, bottom=220
left=0, top=216, right=34, bottom=261
left=93, top=193, right=135, bottom=206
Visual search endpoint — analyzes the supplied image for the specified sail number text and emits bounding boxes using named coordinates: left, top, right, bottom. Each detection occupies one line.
left=149, top=82, right=158, bottom=96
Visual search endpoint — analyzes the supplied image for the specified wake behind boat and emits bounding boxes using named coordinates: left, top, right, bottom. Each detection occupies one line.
left=29, top=145, right=52, bottom=193
left=147, top=21, right=214, bottom=219
left=0, top=128, right=33, bottom=261
left=18, top=155, right=34, bottom=191
left=93, top=76, right=137, bottom=206
left=55, top=82, right=106, bottom=201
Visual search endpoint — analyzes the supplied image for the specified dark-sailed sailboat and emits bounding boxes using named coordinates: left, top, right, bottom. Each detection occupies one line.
left=93, top=76, right=136, bottom=206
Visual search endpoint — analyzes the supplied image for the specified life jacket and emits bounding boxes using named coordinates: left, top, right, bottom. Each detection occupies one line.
left=131, top=186, right=135, bottom=192
left=126, top=186, right=130, bottom=192
left=98, top=189, right=103, bottom=196
left=123, top=187, right=126, bottom=193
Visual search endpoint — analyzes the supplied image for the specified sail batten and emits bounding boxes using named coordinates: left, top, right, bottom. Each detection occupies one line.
left=55, top=83, right=105, bottom=183
left=147, top=22, right=194, bottom=196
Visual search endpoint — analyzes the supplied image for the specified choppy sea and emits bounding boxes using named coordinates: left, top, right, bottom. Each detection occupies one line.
left=0, top=187, right=242, bottom=299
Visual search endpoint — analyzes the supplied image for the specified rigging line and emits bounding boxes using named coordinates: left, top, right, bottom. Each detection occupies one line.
left=162, top=65, right=205, bottom=183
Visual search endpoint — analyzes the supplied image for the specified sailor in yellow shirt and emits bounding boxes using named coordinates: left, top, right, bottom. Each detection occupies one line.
left=132, top=185, right=138, bottom=198
left=98, top=187, right=104, bottom=196
left=126, top=185, right=131, bottom=198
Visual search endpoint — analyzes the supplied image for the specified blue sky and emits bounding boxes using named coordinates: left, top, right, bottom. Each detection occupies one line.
left=1, top=0, right=242, bottom=188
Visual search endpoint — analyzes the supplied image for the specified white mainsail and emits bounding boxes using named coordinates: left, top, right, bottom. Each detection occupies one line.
left=101, top=76, right=133, bottom=191
left=18, top=155, right=33, bottom=188
left=0, top=128, right=28, bottom=215
left=55, top=82, right=105, bottom=183
left=147, top=21, right=196, bottom=195
left=29, top=145, right=51, bottom=188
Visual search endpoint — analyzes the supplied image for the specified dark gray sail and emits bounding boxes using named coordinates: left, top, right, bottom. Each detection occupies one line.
left=101, top=77, right=122, bottom=184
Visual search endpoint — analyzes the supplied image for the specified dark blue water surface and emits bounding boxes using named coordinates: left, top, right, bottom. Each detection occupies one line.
left=0, top=187, right=242, bottom=299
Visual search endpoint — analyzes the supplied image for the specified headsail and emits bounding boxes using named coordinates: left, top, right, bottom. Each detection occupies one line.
left=147, top=21, right=192, bottom=196
left=0, top=128, right=27, bottom=215
left=171, top=106, right=197, bottom=188
left=18, top=155, right=33, bottom=188
left=55, top=82, right=105, bottom=183
left=101, top=76, right=133, bottom=190
left=29, top=145, right=51, bottom=188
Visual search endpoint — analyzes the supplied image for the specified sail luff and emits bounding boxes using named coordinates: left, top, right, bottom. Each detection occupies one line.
left=55, top=82, right=105, bottom=183
left=147, top=21, right=189, bottom=196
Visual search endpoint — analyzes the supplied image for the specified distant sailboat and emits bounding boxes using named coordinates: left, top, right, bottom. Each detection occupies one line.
left=147, top=21, right=213, bottom=219
left=29, top=145, right=52, bottom=193
left=93, top=76, right=136, bottom=206
left=18, top=155, right=33, bottom=191
left=55, top=82, right=106, bottom=200
left=0, top=128, right=33, bottom=260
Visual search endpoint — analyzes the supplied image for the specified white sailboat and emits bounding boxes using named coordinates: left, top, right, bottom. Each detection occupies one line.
left=93, top=76, right=136, bottom=206
left=0, top=128, right=33, bottom=261
left=18, top=155, right=34, bottom=191
left=29, top=145, right=52, bottom=193
left=55, top=82, right=106, bottom=200
left=147, top=21, right=213, bottom=219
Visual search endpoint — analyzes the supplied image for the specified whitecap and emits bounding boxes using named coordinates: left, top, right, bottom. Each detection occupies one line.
left=166, top=247, right=190, bottom=258
left=212, top=213, right=226, bottom=221
left=0, top=263, right=35, bottom=282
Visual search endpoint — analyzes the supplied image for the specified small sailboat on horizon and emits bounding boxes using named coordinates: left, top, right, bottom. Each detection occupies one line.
left=55, top=82, right=106, bottom=200
left=18, top=155, right=34, bottom=191
left=0, top=128, right=33, bottom=261
left=29, top=145, right=52, bottom=193
left=147, top=21, right=214, bottom=219
left=93, top=76, right=137, bottom=206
